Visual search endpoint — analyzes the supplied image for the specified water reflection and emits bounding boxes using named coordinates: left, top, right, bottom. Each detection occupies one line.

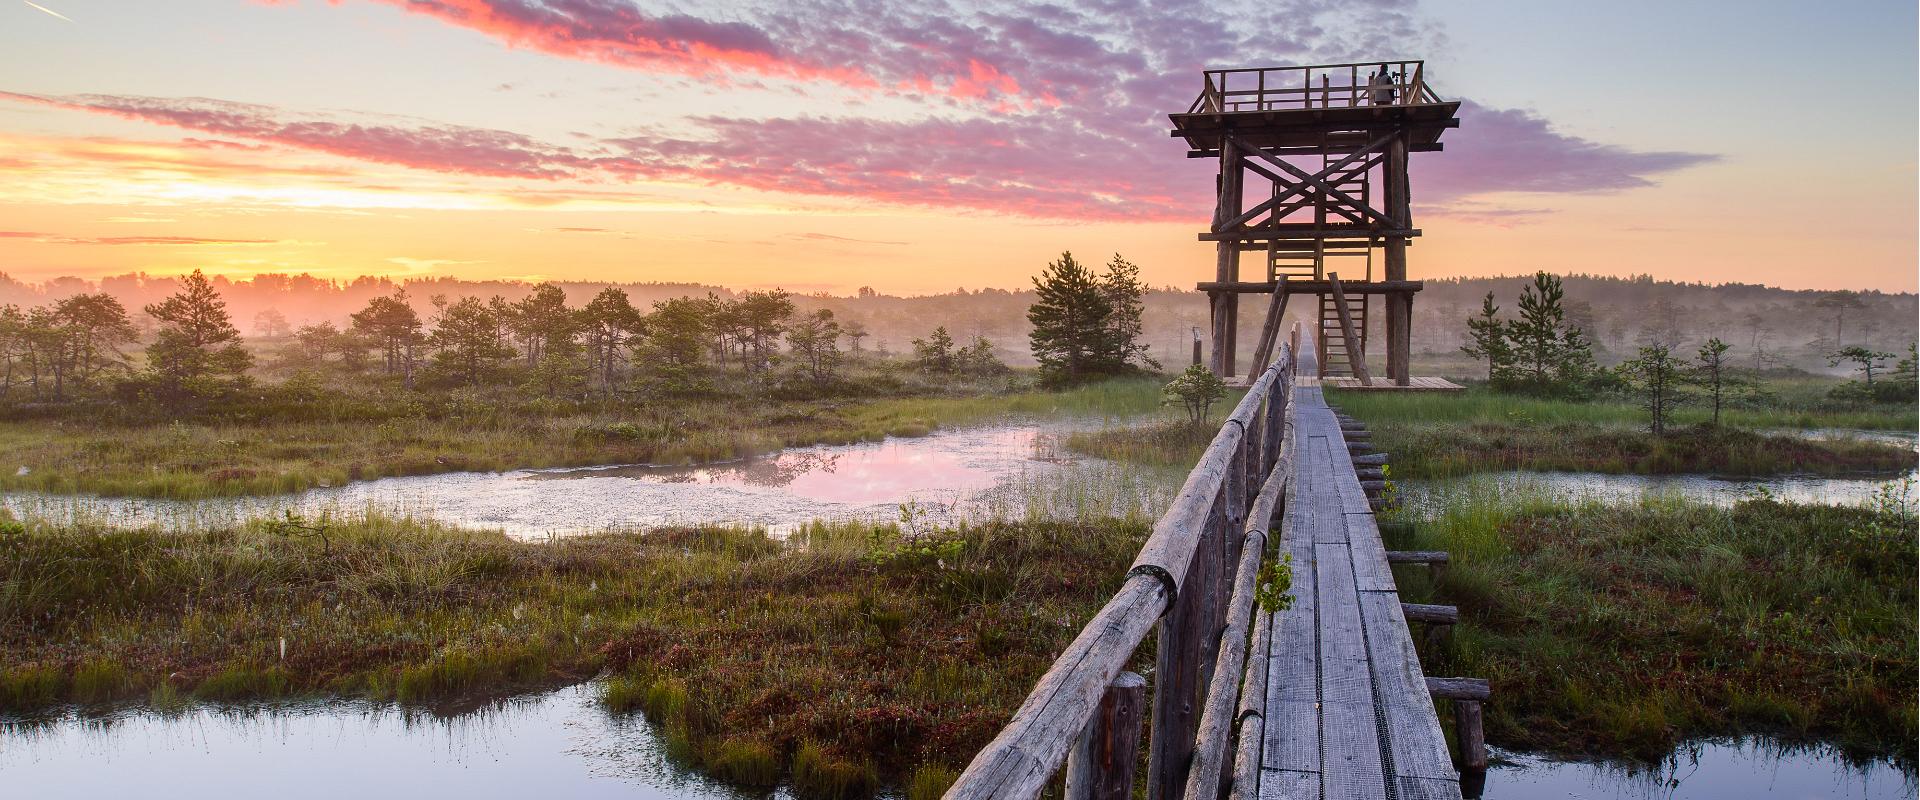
left=1402, top=468, right=1916, bottom=509
left=0, top=686, right=768, bottom=800
left=1488, top=740, right=1916, bottom=799
left=0, top=422, right=1168, bottom=538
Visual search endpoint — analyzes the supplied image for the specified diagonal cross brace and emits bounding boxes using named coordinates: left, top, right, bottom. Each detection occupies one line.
left=1220, top=133, right=1400, bottom=231
left=1222, top=153, right=1381, bottom=230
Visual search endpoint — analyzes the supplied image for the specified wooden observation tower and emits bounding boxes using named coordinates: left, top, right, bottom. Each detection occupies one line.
left=1170, top=61, right=1460, bottom=387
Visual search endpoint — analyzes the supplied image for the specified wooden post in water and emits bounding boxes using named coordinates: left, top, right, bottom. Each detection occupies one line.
left=1454, top=700, right=1487, bottom=770
left=1064, top=671, right=1148, bottom=800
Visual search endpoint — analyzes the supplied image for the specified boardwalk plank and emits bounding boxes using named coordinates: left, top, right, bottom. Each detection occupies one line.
left=1268, top=537, right=1318, bottom=704
left=1259, top=768, right=1319, bottom=800
left=1346, top=513, right=1397, bottom=593
left=1394, top=776, right=1462, bottom=800
left=1261, top=699, right=1321, bottom=774
left=1358, top=590, right=1457, bottom=783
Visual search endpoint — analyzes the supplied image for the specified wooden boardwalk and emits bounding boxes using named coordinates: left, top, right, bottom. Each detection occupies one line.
left=1257, top=380, right=1459, bottom=799
left=945, top=326, right=1478, bottom=800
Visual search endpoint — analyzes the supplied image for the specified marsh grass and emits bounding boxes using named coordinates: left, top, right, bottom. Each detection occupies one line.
left=0, top=510, right=1147, bottom=795
left=1325, top=388, right=1915, bottom=479
left=0, top=377, right=1168, bottom=499
left=1385, top=484, right=1918, bottom=765
left=1065, top=418, right=1220, bottom=468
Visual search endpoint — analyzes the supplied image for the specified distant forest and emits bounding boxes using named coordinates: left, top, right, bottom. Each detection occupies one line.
left=0, top=271, right=1910, bottom=376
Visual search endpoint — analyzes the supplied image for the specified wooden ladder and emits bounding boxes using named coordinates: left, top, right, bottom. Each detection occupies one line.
left=1318, top=273, right=1372, bottom=384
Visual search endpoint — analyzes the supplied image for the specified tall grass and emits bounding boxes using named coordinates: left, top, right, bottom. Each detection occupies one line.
left=1385, top=486, right=1918, bottom=764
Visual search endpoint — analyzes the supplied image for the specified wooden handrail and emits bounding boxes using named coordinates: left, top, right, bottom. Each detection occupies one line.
left=1183, top=420, right=1295, bottom=800
left=946, top=331, right=1302, bottom=800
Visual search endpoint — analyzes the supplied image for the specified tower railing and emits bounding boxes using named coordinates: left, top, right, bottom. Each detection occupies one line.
left=1187, top=61, right=1441, bottom=114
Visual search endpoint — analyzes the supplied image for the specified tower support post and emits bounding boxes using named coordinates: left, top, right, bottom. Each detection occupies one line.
left=1210, top=139, right=1244, bottom=377
left=1383, top=132, right=1412, bottom=385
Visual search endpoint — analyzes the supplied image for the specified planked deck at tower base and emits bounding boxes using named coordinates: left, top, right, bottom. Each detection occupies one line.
left=1231, top=375, right=1464, bottom=392
left=1300, top=375, right=1464, bottom=392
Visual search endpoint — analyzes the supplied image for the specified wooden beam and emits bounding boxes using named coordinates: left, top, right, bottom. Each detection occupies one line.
left=1220, top=147, right=1385, bottom=231
left=1400, top=603, right=1458, bottom=625
left=1423, top=676, right=1489, bottom=701
left=1196, top=279, right=1423, bottom=294
left=1327, top=272, right=1372, bottom=386
left=1198, top=227, right=1420, bottom=242
left=1231, top=135, right=1398, bottom=228
left=1245, top=277, right=1290, bottom=374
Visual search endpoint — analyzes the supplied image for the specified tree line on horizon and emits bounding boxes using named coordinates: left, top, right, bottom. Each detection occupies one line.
left=1461, top=272, right=1918, bottom=434
left=0, top=251, right=1158, bottom=416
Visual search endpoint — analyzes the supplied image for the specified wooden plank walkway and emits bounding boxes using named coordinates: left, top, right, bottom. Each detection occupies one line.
left=1256, top=378, right=1459, bottom=800
left=1296, top=376, right=1464, bottom=392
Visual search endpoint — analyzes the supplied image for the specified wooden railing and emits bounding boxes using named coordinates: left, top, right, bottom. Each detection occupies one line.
left=945, top=327, right=1301, bottom=800
left=1186, top=61, right=1441, bottom=114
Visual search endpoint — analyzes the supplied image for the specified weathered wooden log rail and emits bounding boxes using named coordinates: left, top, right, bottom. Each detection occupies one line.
left=945, top=328, right=1487, bottom=800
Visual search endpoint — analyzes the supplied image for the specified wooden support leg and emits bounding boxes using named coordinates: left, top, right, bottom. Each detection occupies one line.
left=1064, top=671, right=1148, bottom=800
left=1454, top=700, right=1488, bottom=771
left=1386, top=292, right=1411, bottom=386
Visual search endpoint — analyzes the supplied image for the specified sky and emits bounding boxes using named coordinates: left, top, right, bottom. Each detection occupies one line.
left=0, top=0, right=1913, bottom=294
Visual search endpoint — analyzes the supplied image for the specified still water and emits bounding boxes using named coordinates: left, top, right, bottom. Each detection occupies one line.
left=1402, top=428, right=1918, bottom=509
left=3, top=690, right=1911, bottom=799
left=1489, top=742, right=1914, bottom=800
left=0, top=421, right=1178, bottom=537
left=0, top=686, right=761, bottom=800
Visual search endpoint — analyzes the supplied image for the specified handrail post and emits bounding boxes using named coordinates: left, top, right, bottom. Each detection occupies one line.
left=1064, top=671, right=1148, bottom=800
left=1147, top=488, right=1226, bottom=799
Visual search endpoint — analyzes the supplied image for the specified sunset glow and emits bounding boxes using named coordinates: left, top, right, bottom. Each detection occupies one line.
left=1, top=0, right=1913, bottom=292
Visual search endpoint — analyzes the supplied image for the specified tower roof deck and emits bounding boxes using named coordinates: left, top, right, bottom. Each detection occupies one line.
left=1170, top=61, right=1460, bottom=153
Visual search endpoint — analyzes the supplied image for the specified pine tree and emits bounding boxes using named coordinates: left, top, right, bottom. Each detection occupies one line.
left=504, top=283, right=574, bottom=370
left=1509, top=272, right=1568, bottom=389
left=144, top=270, right=252, bottom=393
left=1459, top=291, right=1513, bottom=386
left=636, top=296, right=712, bottom=396
left=1693, top=338, right=1749, bottom=427
left=1027, top=251, right=1114, bottom=385
left=350, top=290, right=424, bottom=383
left=785, top=309, right=843, bottom=384
left=1620, top=342, right=1689, bottom=436
left=426, top=295, right=515, bottom=387
left=1100, top=254, right=1157, bottom=370
left=1506, top=272, right=1597, bottom=396
left=579, top=287, right=644, bottom=395
left=912, top=326, right=956, bottom=373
